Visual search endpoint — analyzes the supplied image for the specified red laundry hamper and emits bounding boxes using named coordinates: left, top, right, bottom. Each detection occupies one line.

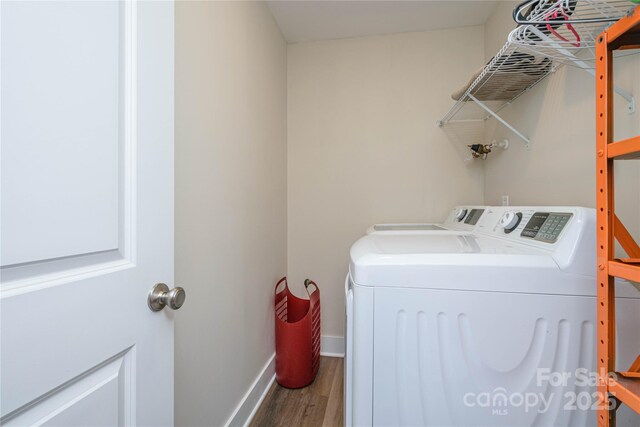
left=274, top=277, right=321, bottom=389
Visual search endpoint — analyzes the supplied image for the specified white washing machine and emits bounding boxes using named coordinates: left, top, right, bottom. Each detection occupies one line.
left=345, top=206, right=640, bottom=427
left=367, top=206, right=487, bottom=234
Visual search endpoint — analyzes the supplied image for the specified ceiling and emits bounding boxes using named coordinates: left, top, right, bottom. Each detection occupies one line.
left=267, top=1, right=499, bottom=43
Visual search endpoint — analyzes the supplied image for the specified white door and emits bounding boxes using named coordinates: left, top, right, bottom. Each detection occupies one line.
left=1, top=1, right=176, bottom=425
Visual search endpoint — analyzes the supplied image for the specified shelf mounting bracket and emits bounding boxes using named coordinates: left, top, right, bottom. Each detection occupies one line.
left=528, top=27, right=636, bottom=114
left=468, top=94, right=531, bottom=149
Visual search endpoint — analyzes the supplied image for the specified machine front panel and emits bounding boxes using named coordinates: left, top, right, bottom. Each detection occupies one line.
left=371, top=286, right=640, bottom=427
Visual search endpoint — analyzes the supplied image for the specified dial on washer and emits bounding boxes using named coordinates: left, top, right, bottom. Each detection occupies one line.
left=455, top=209, right=468, bottom=222
left=499, top=211, right=523, bottom=233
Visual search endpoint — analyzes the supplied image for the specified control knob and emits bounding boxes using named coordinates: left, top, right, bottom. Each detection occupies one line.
left=455, top=208, right=468, bottom=222
left=499, top=211, right=522, bottom=233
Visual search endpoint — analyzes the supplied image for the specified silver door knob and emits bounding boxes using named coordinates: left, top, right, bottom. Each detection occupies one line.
left=148, top=283, right=186, bottom=311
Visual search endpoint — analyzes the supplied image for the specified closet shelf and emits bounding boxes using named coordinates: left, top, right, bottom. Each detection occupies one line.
left=510, top=0, right=635, bottom=65
left=438, top=0, right=637, bottom=148
left=510, top=0, right=636, bottom=112
left=437, top=39, right=554, bottom=147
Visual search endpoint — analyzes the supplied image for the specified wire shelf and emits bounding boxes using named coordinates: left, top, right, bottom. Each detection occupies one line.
left=438, top=1, right=637, bottom=149
left=438, top=40, right=555, bottom=146
left=458, top=44, right=553, bottom=102
left=509, top=0, right=637, bottom=67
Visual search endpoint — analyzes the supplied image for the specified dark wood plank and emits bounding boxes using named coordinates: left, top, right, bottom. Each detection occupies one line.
left=250, top=357, right=344, bottom=427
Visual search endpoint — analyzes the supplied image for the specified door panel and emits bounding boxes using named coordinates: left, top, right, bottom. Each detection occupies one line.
left=1, top=0, right=136, bottom=290
left=1, top=1, right=175, bottom=425
left=4, top=349, right=134, bottom=427
left=1, top=1, right=122, bottom=267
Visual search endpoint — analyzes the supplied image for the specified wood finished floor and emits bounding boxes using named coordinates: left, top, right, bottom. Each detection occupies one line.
left=250, top=357, right=344, bottom=427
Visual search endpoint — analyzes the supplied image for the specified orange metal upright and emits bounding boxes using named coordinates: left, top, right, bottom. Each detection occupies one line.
left=595, top=6, right=640, bottom=426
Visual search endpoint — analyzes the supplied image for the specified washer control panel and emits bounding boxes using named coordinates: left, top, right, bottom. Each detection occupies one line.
left=463, top=208, right=485, bottom=225
left=442, top=206, right=488, bottom=231
left=521, top=212, right=573, bottom=243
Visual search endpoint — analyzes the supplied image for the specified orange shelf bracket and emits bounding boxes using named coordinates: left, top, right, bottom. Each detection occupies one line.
left=595, top=6, right=640, bottom=426
left=614, top=215, right=640, bottom=259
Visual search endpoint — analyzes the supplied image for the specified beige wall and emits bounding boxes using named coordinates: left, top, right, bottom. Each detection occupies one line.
left=174, top=2, right=287, bottom=426
left=174, top=3, right=639, bottom=422
left=482, top=1, right=640, bottom=241
left=287, top=27, right=486, bottom=338
left=483, top=0, right=518, bottom=63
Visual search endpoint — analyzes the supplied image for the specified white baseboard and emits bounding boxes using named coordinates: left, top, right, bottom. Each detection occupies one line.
left=321, top=335, right=345, bottom=357
left=224, top=353, right=276, bottom=427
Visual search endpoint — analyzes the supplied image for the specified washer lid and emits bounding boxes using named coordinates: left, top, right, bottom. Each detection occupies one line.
left=371, top=223, right=447, bottom=232
left=347, top=233, right=587, bottom=294
left=351, top=233, right=549, bottom=258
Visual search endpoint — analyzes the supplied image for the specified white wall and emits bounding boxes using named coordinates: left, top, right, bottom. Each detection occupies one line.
left=287, top=27, right=486, bottom=338
left=174, top=2, right=287, bottom=425
left=482, top=1, right=640, bottom=242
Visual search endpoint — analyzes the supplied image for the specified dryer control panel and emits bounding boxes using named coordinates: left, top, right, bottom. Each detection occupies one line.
left=477, top=207, right=585, bottom=247
left=520, top=212, right=573, bottom=243
left=474, top=206, right=597, bottom=276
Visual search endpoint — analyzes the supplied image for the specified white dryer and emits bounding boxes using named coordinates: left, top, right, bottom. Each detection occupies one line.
left=367, top=206, right=487, bottom=234
left=346, top=206, right=640, bottom=427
